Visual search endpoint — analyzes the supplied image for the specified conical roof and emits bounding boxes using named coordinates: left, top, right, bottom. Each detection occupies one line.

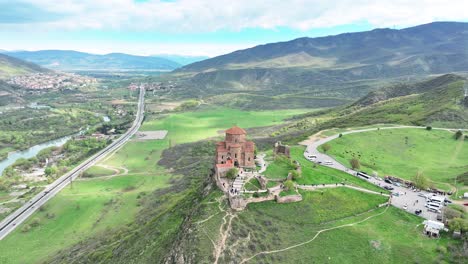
left=225, top=126, right=246, bottom=135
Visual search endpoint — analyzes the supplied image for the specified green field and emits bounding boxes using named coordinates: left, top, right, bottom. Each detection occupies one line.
left=0, top=172, right=172, bottom=263
left=0, top=139, right=173, bottom=264
left=324, top=128, right=468, bottom=188
left=141, top=106, right=309, bottom=144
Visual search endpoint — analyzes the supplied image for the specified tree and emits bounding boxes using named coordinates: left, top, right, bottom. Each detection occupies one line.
left=321, top=143, right=331, bottom=153
left=226, top=168, right=238, bottom=180
left=44, top=166, right=57, bottom=177
left=455, top=130, right=463, bottom=140
left=444, top=207, right=463, bottom=220
left=448, top=218, right=468, bottom=233
left=289, top=170, right=301, bottom=180
left=349, top=158, right=361, bottom=170
left=412, top=171, right=429, bottom=190
left=284, top=180, right=295, bottom=191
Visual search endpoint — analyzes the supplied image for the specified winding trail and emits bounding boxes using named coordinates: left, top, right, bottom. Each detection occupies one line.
left=239, top=206, right=390, bottom=263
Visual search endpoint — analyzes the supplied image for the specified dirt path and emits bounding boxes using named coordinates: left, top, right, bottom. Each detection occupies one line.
left=239, top=206, right=390, bottom=263
left=210, top=196, right=237, bottom=264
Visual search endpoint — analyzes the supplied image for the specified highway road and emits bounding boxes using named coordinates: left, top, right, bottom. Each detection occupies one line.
left=0, top=87, right=145, bottom=240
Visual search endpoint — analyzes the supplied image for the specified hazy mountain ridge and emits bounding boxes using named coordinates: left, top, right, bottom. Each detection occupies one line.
left=2, top=50, right=182, bottom=71
left=153, top=54, right=210, bottom=66
left=174, top=22, right=468, bottom=98
left=180, top=22, right=468, bottom=73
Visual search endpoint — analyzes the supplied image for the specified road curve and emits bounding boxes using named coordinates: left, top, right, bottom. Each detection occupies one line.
left=303, top=125, right=465, bottom=221
left=0, top=87, right=145, bottom=240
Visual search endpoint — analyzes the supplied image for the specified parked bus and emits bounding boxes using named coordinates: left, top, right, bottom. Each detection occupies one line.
left=357, top=171, right=370, bottom=179
left=425, top=202, right=442, bottom=210
left=429, top=196, right=444, bottom=205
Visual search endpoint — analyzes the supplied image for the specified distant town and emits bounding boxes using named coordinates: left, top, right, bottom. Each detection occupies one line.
left=7, top=73, right=97, bottom=91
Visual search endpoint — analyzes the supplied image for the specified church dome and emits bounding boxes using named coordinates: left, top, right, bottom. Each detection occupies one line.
left=225, top=126, right=246, bottom=135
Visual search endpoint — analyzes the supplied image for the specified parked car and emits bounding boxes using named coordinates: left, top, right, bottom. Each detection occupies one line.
left=392, top=182, right=401, bottom=187
left=392, top=192, right=400, bottom=197
left=444, top=199, right=452, bottom=204
left=324, top=161, right=333, bottom=165
left=437, top=214, right=443, bottom=221
left=415, top=209, right=422, bottom=215
left=417, top=193, right=427, bottom=198
left=403, top=205, right=408, bottom=210
left=384, top=178, right=393, bottom=184
left=384, top=185, right=394, bottom=191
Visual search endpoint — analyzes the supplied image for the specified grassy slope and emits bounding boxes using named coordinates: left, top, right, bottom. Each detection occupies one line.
left=290, top=146, right=387, bottom=193
left=325, top=128, right=468, bottom=185
left=271, top=206, right=453, bottom=264
left=192, top=187, right=453, bottom=263
left=0, top=140, right=173, bottom=264
left=0, top=107, right=310, bottom=263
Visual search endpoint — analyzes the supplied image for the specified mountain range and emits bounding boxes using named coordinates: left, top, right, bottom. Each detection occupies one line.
left=175, top=22, right=468, bottom=100
left=152, top=54, right=209, bottom=66
left=2, top=50, right=182, bottom=71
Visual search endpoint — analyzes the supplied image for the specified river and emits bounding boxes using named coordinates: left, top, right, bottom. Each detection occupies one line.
left=0, top=135, right=73, bottom=176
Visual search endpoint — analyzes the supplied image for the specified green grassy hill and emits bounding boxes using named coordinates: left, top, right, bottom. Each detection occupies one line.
left=323, top=74, right=468, bottom=129
left=0, top=53, right=49, bottom=79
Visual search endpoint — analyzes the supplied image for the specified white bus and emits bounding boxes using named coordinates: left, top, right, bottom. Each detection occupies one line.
left=425, top=202, right=442, bottom=210
left=429, top=196, right=444, bottom=205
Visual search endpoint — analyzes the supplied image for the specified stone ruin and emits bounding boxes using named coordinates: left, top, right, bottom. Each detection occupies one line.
left=274, top=141, right=290, bottom=158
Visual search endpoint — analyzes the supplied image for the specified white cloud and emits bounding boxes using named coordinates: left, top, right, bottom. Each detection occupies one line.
left=4, top=0, right=468, bottom=32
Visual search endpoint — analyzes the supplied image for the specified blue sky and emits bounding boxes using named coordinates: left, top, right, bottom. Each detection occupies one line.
left=1, top=0, right=468, bottom=56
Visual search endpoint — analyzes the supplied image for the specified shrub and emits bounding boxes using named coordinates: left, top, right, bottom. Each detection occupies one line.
left=339, top=133, right=343, bottom=138
left=289, top=170, right=301, bottom=180
left=455, top=130, right=463, bottom=140
left=30, top=217, right=41, bottom=227
left=284, top=180, right=295, bottom=191
left=426, top=126, right=432, bottom=131
left=321, top=143, right=331, bottom=153
left=226, top=168, right=238, bottom=180
left=349, top=158, right=361, bottom=170
left=436, top=245, right=447, bottom=254
left=21, top=224, right=31, bottom=233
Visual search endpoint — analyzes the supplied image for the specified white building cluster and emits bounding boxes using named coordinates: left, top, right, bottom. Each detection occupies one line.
left=8, top=73, right=97, bottom=90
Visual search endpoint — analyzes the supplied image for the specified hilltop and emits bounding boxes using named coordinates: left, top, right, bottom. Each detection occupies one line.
left=3, top=50, right=182, bottom=71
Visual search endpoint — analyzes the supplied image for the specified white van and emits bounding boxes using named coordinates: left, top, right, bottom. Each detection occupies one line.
left=324, top=161, right=333, bottom=165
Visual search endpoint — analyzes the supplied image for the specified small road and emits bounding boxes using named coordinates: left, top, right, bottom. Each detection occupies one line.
left=0, top=87, right=145, bottom=240
left=303, top=125, right=464, bottom=221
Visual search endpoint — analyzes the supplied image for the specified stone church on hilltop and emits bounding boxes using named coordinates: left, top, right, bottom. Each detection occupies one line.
left=215, top=126, right=255, bottom=177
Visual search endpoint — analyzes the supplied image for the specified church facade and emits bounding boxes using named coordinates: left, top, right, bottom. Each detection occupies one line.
left=215, top=126, right=255, bottom=177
